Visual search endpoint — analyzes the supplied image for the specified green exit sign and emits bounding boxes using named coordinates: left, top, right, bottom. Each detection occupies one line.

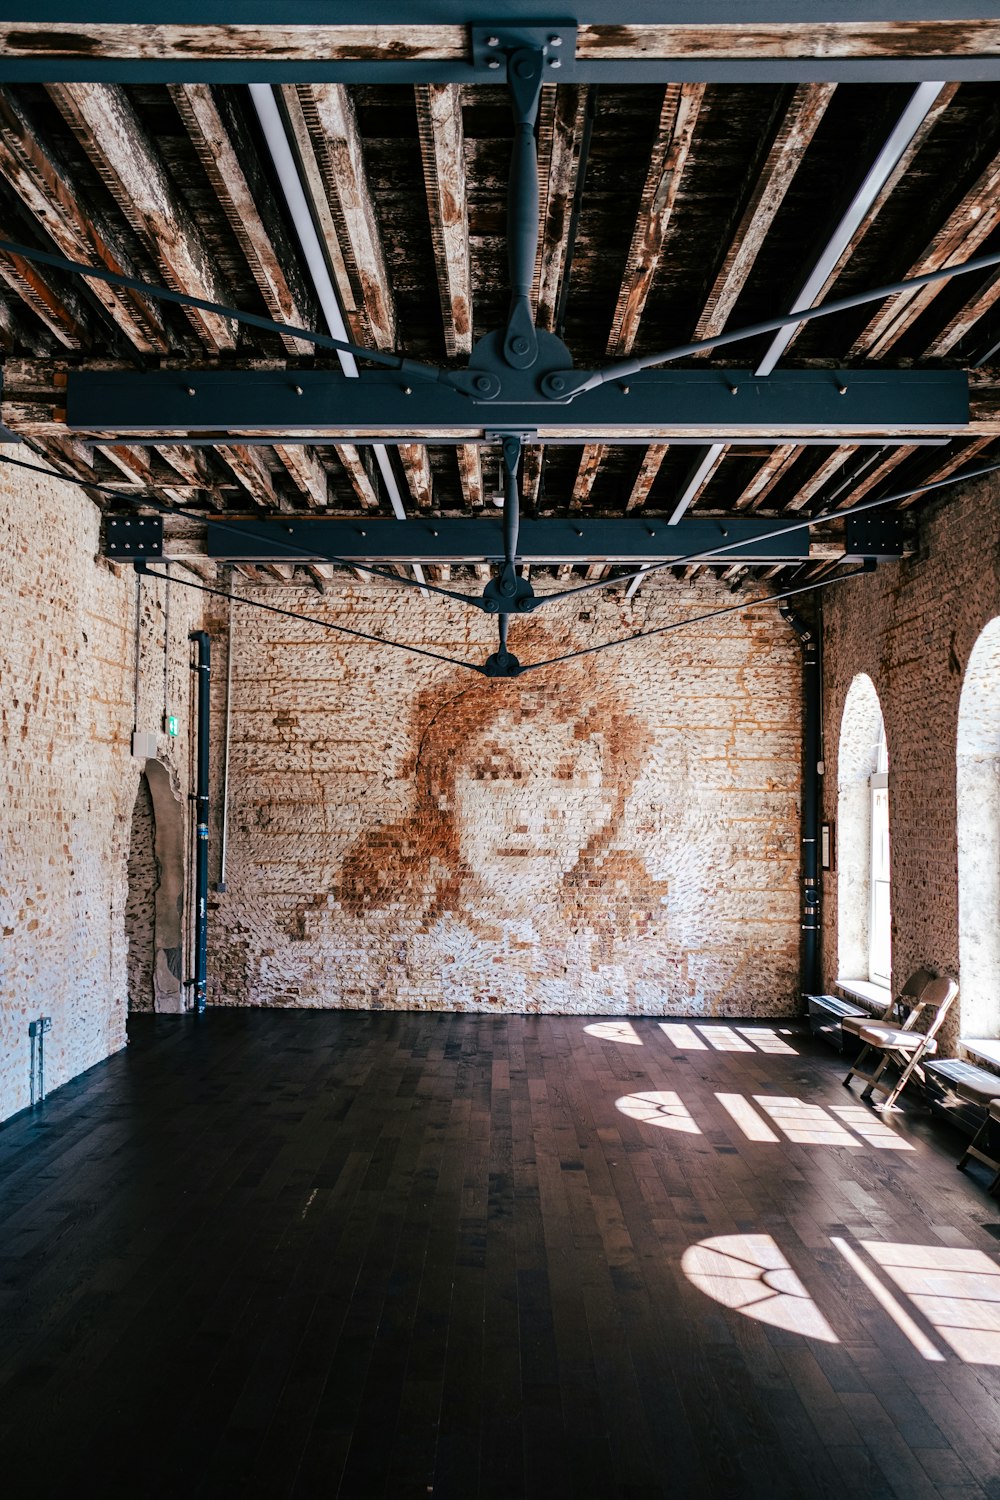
left=166, top=714, right=178, bottom=737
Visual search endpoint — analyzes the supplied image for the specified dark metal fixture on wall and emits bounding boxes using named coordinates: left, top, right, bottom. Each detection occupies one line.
left=189, top=629, right=211, bottom=1014
left=781, top=601, right=823, bottom=995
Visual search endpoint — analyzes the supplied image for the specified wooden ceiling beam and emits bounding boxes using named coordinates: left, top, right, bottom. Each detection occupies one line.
left=570, top=443, right=606, bottom=510
left=522, top=446, right=544, bottom=510
left=0, top=87, right=169, bottom=353
left=168, top=84, right=319, bottom=356
left=305, top=562, right=335, bottom=592
left=457, top=444, right=484, bottom=508
left=398, top=443, right=434, bottom=510
left=532, top=85, right=589, bottom=332
left=783, top=444, right=859, bottom=512
left=333, top=444, right=381, bottom=510
left=45, top=83, right=236, bottom=352
left=781, top=84, right=957, bottom=358
left=896, top=434, right=994, bottom=507
left=607, top=83, right=705, bottom=358
left=0, top=246, right=89, bottom=348
left=273, top=443, right=333, bottom=509
left=102, top=442, right=192, bottom=509
left=591, top=85, right=703, bottom=517
left=832, top=444, right=919, bottom=508
left=415, top=83, right=471, bottom=358
left=218, top=444, right=287, bottom=511
left=925, top=269, right=1000, bottom=359
left=733, top=444, right=802, bottom=512
left=624, top=444, right=669, bottom=513
left=850, top=145, right=1000, bottom=360
left=6, top=21, right=1000, bottom=67
left=156, top=443, right=226, bottom=511
left=692, top=83, right=836, bottom=345
left=414, top=83, right=484, bottom=517
left=290, top=84, right=396, bottom=349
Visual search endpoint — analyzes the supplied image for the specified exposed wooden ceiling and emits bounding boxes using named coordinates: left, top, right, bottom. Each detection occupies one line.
left=2, top=56, right=1000, bottom=592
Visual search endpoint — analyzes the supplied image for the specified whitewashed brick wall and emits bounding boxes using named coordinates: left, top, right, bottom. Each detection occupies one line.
left=0, top=449, right=202, bottom=1121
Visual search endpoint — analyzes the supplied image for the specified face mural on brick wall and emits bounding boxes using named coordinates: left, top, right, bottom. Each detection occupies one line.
left=334, top=662, right=672, bottom=1000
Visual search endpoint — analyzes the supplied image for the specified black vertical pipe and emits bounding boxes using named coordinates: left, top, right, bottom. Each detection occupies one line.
left=190, top=630, right=210, bottom=1014
left=780, top=603, right=821, bottom=995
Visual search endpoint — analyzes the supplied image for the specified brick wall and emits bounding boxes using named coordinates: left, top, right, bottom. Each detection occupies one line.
left=0, top=449, right=202, bottom=1122
left=821, top=470, right=1000, bottom=1051
left=210, top=575, right=803, bottom=1016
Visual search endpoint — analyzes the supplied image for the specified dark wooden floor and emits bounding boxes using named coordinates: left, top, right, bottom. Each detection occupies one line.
left=2, top=1012, right=1000, bottom=1500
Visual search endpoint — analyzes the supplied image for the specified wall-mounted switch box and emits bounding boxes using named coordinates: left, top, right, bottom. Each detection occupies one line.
left=131, top=730, right=158, bottom=759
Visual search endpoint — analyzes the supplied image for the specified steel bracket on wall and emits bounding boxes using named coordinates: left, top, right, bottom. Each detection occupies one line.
left=104, top=515, right=163, bottom=559
left=843, top=512, right=907, bottom=561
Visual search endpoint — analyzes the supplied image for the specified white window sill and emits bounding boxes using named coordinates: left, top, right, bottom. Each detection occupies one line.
left=835, top=977, right=891, bottom=1011
left=960, top=1038, right=1000, bottom=1072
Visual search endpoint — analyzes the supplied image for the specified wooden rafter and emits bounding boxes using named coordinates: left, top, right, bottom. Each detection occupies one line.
left=607, top=83, right=704, bottom=357
left=624, top=444, right=669, bottom=513
left=783, top=445, right=859, bottom=513
left=570, top=443, right=606, bottom=510
left=850, top=145, right=1000, bottom=360
left=279, top=85, right=361, bottom=331
left=289, top=84, right=396, bottom=349
left=102, top=443, right=191, bottom=509
left=897, top=435, right=994, bottom=508
left=415, top=84, right=471, bottom=358
left=692, top=83, right=836, bottom=344
left=413, top=83, right=483, bottom=513
left=457, top=445, right=484, bottom=508
left=169, top=84, right=319, bottom=357
left=274, top=444, right=332, bottom=510
left=781, top=84, right=958, bottom=356
left=333, top=445, right=380, bottom=510
left=733, top=445, right=802, bottom=512
left=0, top=87, right=168, bottom=352
left=218, top=444, right=284, bottom=510
left=534, top=85, right=589, bottom=331
left=832, top=445, right=918, bottom=508
left=0, top=246, right=88, bottom=348
left=398, top=444, right=434, bottom=510
left=925, top=271, right=1000, bottom=359
left=4, top=23, right=1000, bottom=64
left=46, top=83, right=236, bottom=352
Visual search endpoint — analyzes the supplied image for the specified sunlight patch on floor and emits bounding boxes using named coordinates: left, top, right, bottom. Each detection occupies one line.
left=615, top=1091, right=701, bottom=1133
left=860, top=1241, right=1000, bottom=1365
left=584, top=1020, right=643, bottom=1045
left=754, top=1095, right=864, bottom=1147
left=681, top=1234, right=839, bottom=1342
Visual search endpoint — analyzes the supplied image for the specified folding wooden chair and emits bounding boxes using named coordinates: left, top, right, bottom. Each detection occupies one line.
left=842, top=973, right=959, bottom=1111
left=958, top=1097, right=1000, bottom=1194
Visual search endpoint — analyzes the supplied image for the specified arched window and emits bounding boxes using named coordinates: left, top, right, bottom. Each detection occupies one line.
left=957, top=617, right=1000, bottom=1040
left=837, top=674, right=891, bottom=988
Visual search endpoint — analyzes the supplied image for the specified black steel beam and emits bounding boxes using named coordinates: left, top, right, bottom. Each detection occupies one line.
left=65, top=367, right=970, bottom=441
left=199, top=516, right=816, bottom=565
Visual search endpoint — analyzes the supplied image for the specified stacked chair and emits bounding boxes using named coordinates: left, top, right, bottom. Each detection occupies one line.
left=842, top=970, right=960, bottom=1111
left=958, top=1097, right=1000, bottom=1193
